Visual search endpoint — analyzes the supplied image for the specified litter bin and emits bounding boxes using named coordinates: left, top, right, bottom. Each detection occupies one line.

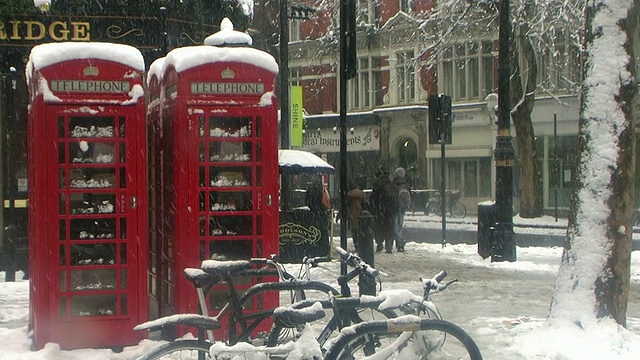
left=357, top=210, right=376, bottom=296
left=477, top=201, right=496, bottom=259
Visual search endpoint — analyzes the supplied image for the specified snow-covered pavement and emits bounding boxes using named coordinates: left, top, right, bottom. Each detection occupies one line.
left=1, top=235, right=639, bottom=359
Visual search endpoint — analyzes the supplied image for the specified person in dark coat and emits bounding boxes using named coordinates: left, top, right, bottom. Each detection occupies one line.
left=305, top=174, right=326, bottom=213
left=393, top=167, right=410, bottom=252
left=346, top=176, right=366, bottom=252
left=369, top=168, right=399, bottom=253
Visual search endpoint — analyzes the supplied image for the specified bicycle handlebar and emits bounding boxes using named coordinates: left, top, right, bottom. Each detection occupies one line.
left=421, top=271, right=458, bottom=298
left=335, top=246, right=379, bottom=278
left=302, top=255, right=332, bottom=267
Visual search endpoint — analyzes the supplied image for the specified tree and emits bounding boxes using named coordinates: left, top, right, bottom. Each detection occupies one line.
left=419, top=0, right=584, bottom=218
left=549, top=0, right=639, bottom=327
left=14, top=1, right=251, bottom=29
left=0, top=0, right=37, bottom=14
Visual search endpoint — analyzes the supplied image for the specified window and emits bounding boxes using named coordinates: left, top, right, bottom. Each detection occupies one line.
left=289, top=19, right=301, bottom=42
left=290, top=68, right=301, bottom=87
left=349, top=57, right=382, bottom=110
left=440, top=41, right=495, bottom=101
left=537, top=29, right=581, bottom=93
left=431, top=157, right=492, bottom=198
left=399, top=0, right=413, bottom=13
left=397, top=51, right=416, bottom=103
left=358, top=0, right=380, bottom=25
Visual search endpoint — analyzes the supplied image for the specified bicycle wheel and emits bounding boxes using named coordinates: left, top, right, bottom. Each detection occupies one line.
left=424, top=200, right=439, bottom=216
left=324, top=317, right=483, bottom=360
left=267, top=297, right=397, bottom=348
left=449, top=202, right=466, bottom=219
left=138, top=340, right=212, bottom=360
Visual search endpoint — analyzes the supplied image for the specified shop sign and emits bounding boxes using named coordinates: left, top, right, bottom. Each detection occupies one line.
left=297, top=126, right=380, bottom=153
left=279, top=222, right=321, bottom=245
left=290, top=86, right=303, bottom=146
left=0, top=14, right=216, bottom=48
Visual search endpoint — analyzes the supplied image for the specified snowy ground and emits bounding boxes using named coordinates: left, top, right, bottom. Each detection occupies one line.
left=1, top=216, right=639, bottom=359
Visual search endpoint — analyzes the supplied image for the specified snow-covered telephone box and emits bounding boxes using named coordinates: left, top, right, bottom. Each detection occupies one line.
left=26, top=42, right=147, bottom=350
left=147, top=20, right=280, bottom=338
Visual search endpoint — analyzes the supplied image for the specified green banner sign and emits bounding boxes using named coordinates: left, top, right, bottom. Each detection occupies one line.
left=290, top=85, right=303, bottom=147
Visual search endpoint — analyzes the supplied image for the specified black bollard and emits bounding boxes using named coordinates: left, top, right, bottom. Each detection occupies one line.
left=3, top=225, right=17, bottom=282
left=477, top=202, right=496, bottom=259
left=357, top=210, right=376, bottom=295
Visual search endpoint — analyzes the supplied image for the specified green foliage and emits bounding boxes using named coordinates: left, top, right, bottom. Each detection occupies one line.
left=1, top=0, right=252, bottom=29
left=0, top=0, right=38, bottom=15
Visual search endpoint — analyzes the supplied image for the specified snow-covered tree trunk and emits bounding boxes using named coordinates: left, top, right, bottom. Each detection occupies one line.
left=549, top=0, right=638, bottom=327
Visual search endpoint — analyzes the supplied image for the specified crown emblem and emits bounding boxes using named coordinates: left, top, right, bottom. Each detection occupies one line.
left=221, top=67, right=235, bottom=79
left=83, top=66, right=99, bottom=77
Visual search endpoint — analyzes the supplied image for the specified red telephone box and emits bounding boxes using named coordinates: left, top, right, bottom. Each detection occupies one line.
left=26, top=42, right=147, bottom=350
left=147, top=24, right=280, bottom=338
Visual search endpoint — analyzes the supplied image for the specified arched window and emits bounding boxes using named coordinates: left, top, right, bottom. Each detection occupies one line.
left=399, top=138, right=417, bottom=168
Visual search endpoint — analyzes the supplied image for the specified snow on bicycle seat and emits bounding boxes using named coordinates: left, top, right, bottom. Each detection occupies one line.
left=272, top=301, right=325, bottom=328
left=134, top=313, right=221, bottom=332
left=201, top=259, right=253, bottom=277
left=183, top=267, right=222, bottom=288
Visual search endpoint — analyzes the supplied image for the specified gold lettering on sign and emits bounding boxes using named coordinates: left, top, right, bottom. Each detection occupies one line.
left=24, top=21, right=45, bottom=40
left=10, top=21, right=20, bottom=40
left=49, top=21, right=70, bottom=41
left=72, top=22, right=90, bottom=41
left=0, top=20, right=92, bottom=41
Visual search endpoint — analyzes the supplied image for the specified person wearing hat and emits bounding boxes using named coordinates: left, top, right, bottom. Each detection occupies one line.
left=369, top=167, right=399, bottom=253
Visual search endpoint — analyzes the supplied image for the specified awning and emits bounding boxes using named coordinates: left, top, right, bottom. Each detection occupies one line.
left=278, top=149, right=335, bottom=174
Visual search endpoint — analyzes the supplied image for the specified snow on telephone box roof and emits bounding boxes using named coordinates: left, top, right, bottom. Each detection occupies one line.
left=161, top=18, right=278, bottom=76
left=26, top=42, right=145, bottom=73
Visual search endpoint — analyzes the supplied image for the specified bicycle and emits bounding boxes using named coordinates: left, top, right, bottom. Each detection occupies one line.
left=135, top=248, right=449, bottom=359
left=135, top=255, right=340, bottom=346
left=135, top=248, right=397, bottom=357
left=325, top=315, right=483, bottom=359
left=143, top=271, right=482, bottom=359
left=424, top=190, right=467, bottom=219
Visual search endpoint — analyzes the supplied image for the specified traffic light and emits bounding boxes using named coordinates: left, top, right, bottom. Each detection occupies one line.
left=344, top=0, right=357, bottom=79
left=428, top=94, right=452, bottom=144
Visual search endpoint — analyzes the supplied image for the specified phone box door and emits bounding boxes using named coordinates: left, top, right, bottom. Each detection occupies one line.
left=183, top=106, right=279, bottom=335
left=33, top=105, right=147, bottom=349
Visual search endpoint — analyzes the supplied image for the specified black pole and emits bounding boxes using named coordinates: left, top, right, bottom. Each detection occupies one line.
left=279, top=0, right=293, bottom=213
left=339, top=0, right=349, bottom=293
left=3, top=69, right=18, bottom=282
left=279, top=0, right=290, bottom=150
left=440, top=142, right=446, bottom=247
left=553, top=113, right=558, bottom=222
left=159, top=6, right=168, bottom=56
left=493, top=0, right=516, bottom=262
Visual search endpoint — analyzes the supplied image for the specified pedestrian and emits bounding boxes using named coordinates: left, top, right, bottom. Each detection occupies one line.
left=346, top=176, right=366, bottom=252
left=393, top=167, right=411, bottom=252
left=305, top=174, right=330, bottom=213
left=369, top=167, right=399, bottom=253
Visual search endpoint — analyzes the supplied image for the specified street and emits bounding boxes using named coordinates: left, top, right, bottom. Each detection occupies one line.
left=332, top=238, right=640, bottom=359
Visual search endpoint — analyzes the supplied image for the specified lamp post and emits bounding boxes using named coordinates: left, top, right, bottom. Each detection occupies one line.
left=279, top=2, right=316, bottom=150
left=493, top=0, right=516, bottom=262
left=279, top=0, right=290, bottom=149
left=278, top=2, right=315, bottom=212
